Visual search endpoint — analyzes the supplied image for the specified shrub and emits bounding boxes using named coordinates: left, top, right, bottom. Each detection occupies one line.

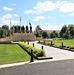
left=18, top=42, right=45, bottom=57
left=35, top=50, right=45, bottom=57
left=39, top=40, right=51, bottom=45
left=39, top=40, right=44, bottom=43
left=45, top=42, right=50, bottom=45
left=66, top=46, right=69, bottom=48
left=69, top=46, right=74, bottom=49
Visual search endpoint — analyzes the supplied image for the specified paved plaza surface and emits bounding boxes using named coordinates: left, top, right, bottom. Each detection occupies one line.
left=0, top=59, right=74, bottom=75
left=30, top=42, right=74, bottom=60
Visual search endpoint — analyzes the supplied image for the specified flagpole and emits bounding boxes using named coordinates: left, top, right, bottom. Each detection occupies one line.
left=20, top=16, right=21, bottom=33
left=10, top=20, right=11, bottom=39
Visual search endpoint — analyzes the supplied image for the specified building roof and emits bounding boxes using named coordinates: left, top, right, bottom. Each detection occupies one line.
left=44, top=30, right=60, bottom=33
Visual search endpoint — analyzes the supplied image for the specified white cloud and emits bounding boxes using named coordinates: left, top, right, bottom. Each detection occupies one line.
left=48, top=16, right=51, bottom=18
left=24, top=1, right=74, bottom=14
left=33, top=1, right=56, bottom=13
left=32, top=24, right=62, bottom=31
left=33, top=16, right=47, bottom=21
left=0, top=14, right=19, bottom=25
left=12, top=3, right=16, bottom=6
left=0, top=14, right=12, bottom=20
left=14, top=14, right=19, bottom=17
left=3, top=6, right=13, bottom=11
left=25, top=10, right=33, bottom=14
left=2, top=19, right=11, bottom=25
left=24, top=1, right=64, bottom=14
left=70, top=13, right=74, bottom=16
left=24, top=10, right=38, bottom=14
left=44, top=23, right=49, bottom=25
left=0, top=14, right=12, bottom=25
left=60, top=2, right=74, bottom=12
left=11, top=20, right=19, bottom=25
left=1, top=19, right=19, bottom=25
left=1, top=19, right=19, bottom=26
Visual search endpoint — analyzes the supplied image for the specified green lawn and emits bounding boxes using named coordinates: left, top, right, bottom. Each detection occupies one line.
left=0, top=44, right=30, bottom=65
left=53, top=39, right=74, bottom=47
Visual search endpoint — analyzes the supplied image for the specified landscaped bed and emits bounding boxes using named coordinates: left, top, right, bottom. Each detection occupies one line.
left=18, top=42, right=53, bottom=60
left=18, top=42, right=45, bottom=57
left=39, top=39, right=74, bottom=50
left=53, top=39, right=74, bottom=49
left=0, top=44, right=30, bottom=65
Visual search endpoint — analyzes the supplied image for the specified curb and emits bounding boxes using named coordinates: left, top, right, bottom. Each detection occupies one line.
left=1, top=58, right=74, bottom=69
left=0, top=61, right=29, bottom=69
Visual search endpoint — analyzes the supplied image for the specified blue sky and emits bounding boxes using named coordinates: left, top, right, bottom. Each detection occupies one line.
left=0, top=0, right=74, bottom=30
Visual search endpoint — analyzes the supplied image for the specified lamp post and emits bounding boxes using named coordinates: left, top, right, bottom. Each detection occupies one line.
left=41, top=45, right=43, bottom=50
left=30, top=50, right=34, bottom=62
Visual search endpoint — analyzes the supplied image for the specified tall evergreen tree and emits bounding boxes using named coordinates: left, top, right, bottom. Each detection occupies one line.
left=68, top=24, right=74, bottom=37
left=29, top=21, right=32, bottom=33
left=34, top=25, right=43, bottom=37
left=42, top=31, right=48, bottom=38
left=21, top=26, right=25, bottom=33
left=60, top=25, right=67, bottom=37
left=26, top=25, right=29, bottom=33
left=2, top=25, right=9, bottom=30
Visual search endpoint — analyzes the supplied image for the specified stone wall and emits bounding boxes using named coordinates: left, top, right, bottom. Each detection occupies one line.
left=12, top=33, right=36, bottom=41
left=0, top=33, right=43, bottom=42
left=0, top=37, right=12, bottom=43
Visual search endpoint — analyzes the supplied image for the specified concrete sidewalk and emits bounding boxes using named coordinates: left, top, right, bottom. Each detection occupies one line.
left=29, top=42, right=74, bottom=60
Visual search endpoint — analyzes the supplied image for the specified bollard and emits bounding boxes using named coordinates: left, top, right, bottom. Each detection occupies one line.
left=27, top=41, right=29, bottom=45
left=44, top=40, right=45, bottom=44
left=41, top=45, right=43, bottom=50
left=33, top=43, right=34, bottom=47
left=61, top=42, right=63, bottom=48
left=39, top=40, right=40, bottom=43
left=51, top=41, right=52, bottom=46
left=30, top=50, right=34, bottom=62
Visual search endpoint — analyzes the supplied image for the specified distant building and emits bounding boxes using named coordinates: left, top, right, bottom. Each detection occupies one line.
left=44, top=30, right=60, bottom=34
left=44, top=30, right=60, bottom=38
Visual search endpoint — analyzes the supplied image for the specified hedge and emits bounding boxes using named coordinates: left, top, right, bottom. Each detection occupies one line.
left=18, top=42, right=45, bottom=57
left=39, top=40, right=51, bottom=45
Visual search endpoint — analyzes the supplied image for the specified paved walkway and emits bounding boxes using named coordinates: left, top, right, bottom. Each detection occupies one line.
left=29, top=42, right=74, bottom=60
left=1, top=59, right=74, bottom=75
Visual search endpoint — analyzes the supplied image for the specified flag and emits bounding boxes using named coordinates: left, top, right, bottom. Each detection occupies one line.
left=29, top=21, right=31, bottom=26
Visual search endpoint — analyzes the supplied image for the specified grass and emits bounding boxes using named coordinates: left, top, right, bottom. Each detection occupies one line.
left=0, top=44, right=30, bottom=65
left=39, top=39, right=74, bottom=48
left=53, top=39, right=74, bottom=47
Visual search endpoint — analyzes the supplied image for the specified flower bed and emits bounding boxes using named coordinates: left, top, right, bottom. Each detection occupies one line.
left=18, top=42, right=45, bottom=57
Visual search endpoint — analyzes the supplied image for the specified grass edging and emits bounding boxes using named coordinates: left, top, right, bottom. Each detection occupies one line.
left=18, top=42, right=48, bottom=60
left=38, top=42, right=74, bottom=52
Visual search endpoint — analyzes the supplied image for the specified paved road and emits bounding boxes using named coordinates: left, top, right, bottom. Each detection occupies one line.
left=0, top=59, right=74, bottom=75
left=29, top=42, right=74, bottom=60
